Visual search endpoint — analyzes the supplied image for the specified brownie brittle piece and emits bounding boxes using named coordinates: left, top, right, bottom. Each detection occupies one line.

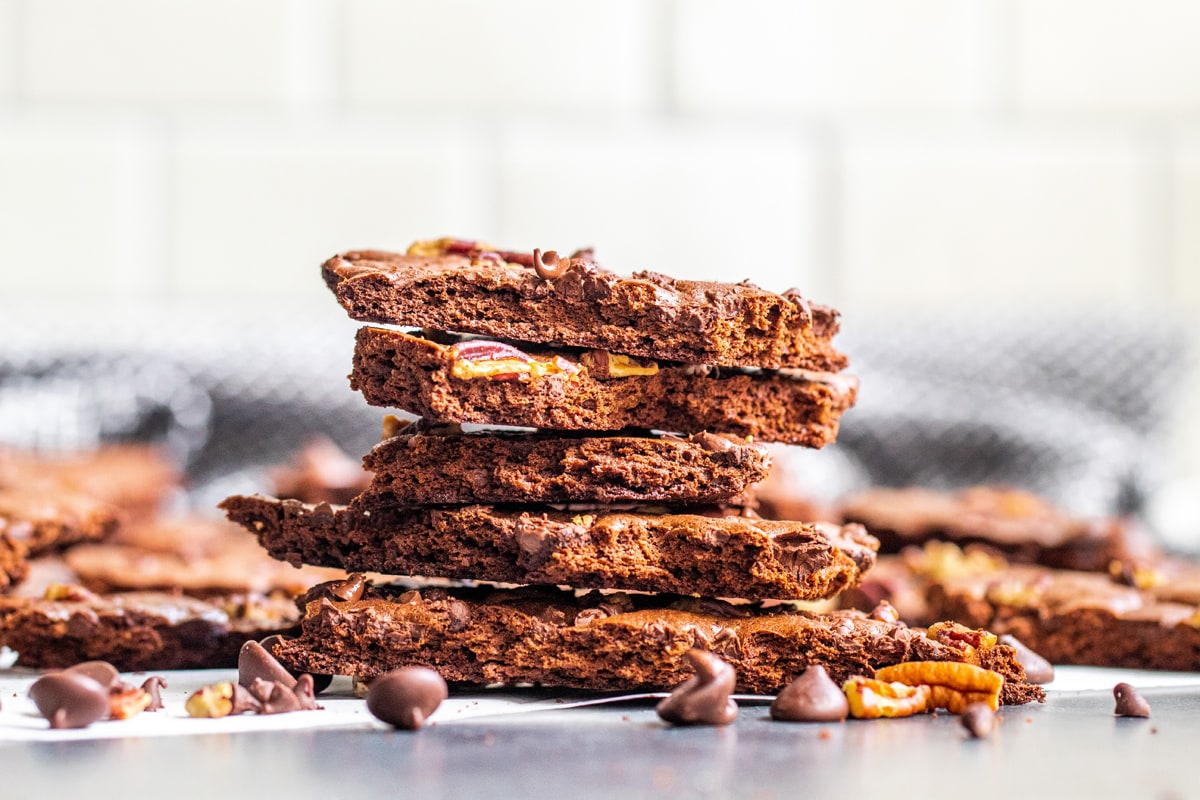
left=271, top=579, right=1043, bottom=706
left=0, top=588, right=300, bottom=671
left=220, top=494, right=879, bottom=602
left=350, top=328, right=857, bottom=447
left=838, top=486, right=1138, bottom=571
left=363, top=424, right=771, bottom=506
left=925, top=562, right=1200, bottom=671
left=322, top=242, right=847, bottom=371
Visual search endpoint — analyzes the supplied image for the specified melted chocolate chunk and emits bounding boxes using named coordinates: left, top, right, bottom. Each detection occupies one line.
left=366, top=667, right=449, bottom=730
left=1113, top=683, right=1151, bottom=718
left=28, top=672, right=110, bottom=729
left=769, top=665, right=849, bottom=723
left=656, top=649, right=738, bottom=726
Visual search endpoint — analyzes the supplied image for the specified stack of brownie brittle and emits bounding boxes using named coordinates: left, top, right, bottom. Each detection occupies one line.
left=222, top=239, right=1043, bottom=705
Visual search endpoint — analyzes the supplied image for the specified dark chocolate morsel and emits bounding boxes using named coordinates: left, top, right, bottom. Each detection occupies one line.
left=141, top=676, right=167, bottom=711
left=999, top=635, right=1054, bottom=685
left=1113, top=683, right=1151, bottom=718
left=257, top=679, right=303, bottom=715
left=63, top=661, right=121, bottom=691
left=656, top=649, right=738, bottom=726
left=255, top=636, right=332, bottom=695
left=961, top=703, right=997, bottom=739
left=292, top=674, right=320, bottom=711
left=29, top=672, right=110, bottom=729
left=770, top=665, right=848, bottom=722
left=366, top=666, right=449, bottom=730
left=240, top=640, right=297, bottom=691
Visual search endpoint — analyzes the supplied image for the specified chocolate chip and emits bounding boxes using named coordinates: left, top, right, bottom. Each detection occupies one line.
left=140, top=676, right=167, bottom=711
left=1113, top=683, right=1151, bottom=718
left=328, top=574, right=368, bottom=603
left=255, top=679, right=302, bottom=714
left=291, top=674, right=320, bottom=711
left=656, top=649, right=739, bottom=726
left=63, top=660, right=120, bottom=691
left=366, top=667, right=449, bottom=730
left=961, top=703, right=997, bottom=738
left=28, top=672, right=110, bottom=729
left=999, top=635, right=1054, bottom=684
left=770, top=666, right=849, bottom=723
left=691, top=432, right=735, bottom=453
left=240, top=640, right=297, bottom=691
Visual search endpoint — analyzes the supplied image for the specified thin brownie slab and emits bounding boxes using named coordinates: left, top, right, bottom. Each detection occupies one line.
left=363, top=424, right=770, bottom=505
left=0, top=587, right=299, bottom=671
left=220, top=495, right=879, bottom=601
left=271, top=578, right=1043, bottom=705
left=838, top=486, right=1137, bottom=571
left=351, top=328, right=857, bottom=447
left=322, top=243, right=847, bottom=371
left=64, top=516, right=345, bottom=598
left=0, top=444, right=180, bottom=519
left=925, top=561, right=1200, bottom=671
left=0, top=486, right=120, bottom=593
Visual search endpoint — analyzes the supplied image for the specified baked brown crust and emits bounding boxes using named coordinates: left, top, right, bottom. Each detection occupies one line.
left=351, top=328, right=857, bottom=447
left=322, top=248, right=847, bottom=371
left=272, top=579, right=1042, bottom=705
left=363, top=428, right=771, bottom=505
left=220, top=494, right=879, bottom=602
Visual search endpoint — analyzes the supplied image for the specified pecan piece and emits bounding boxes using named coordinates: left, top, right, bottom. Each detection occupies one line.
left=874, top=661, right=1004, bottom=713
left=842, top=677, right=930, bottom=719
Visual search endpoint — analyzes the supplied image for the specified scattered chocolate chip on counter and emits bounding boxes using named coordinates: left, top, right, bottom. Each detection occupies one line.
left=28, top=672, right=110, bottom=729
left=141, top=676, right=167, bottom=711
left=770, top=665, right=849, bottom=723
left=366, top=667, right=449, bottom=730
left=1113, top=683, right=1151, bottom=718
left=961, top=703, right=997, bottom=739
left=656, top=649, right=738, bottom=727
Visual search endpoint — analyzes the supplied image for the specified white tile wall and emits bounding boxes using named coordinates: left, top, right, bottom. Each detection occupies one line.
left=345, top=0, right=653, bottom=112
left=169, top=121, right=489, bottom=303
left=840, top=127, right=1150, bottom=312
left=673, top=0, right=984, bottom=114
left=23, top=0, right=300, bottom=103
left=1, top=0, right=1199, bottom=479
left=0, top=117, right=160, bottom=299
left=0, top=0, right=16, bottom=99
left=495, top=124, right=825, bottom=297
left=1172, top=136, right=1200, bottom=309
left=1015, top=0, right=1200, bottom=113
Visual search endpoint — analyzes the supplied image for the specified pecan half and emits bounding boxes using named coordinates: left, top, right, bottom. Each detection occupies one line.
left=874, top=661, right=1004, bottom=713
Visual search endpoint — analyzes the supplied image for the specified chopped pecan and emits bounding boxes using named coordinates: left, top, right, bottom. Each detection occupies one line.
left=874, top=661, right=1004, bottom=713
left=842, top=677, right=930, bottom=719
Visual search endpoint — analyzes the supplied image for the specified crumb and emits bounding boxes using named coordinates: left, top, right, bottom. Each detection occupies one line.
left=1025, top=717, right=1033, bottom=723
left=1150, top=727, right=1159, bottom=735
left=818, top=729, right=832, bottom=740
left=621, top=715, right=631, bottom=721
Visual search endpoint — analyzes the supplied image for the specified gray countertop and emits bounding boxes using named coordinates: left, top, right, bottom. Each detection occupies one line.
left=2, top=687, right=1195, bottom=800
